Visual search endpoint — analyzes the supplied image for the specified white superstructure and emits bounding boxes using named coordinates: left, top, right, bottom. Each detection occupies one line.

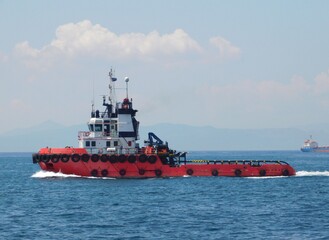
left=78, top=69, right=139, bottom=154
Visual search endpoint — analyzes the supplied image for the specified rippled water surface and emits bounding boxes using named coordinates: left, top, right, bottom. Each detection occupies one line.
left=1, top=151, right=329, bottom=239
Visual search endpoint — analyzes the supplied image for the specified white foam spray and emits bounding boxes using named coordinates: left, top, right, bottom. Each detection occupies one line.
left=31, top=170, right=116, bottom=179
left=295, top=171, right=329, bottom=177
left=31, top=170, right=329, bottom=179
left=31, top=170, right=81, bottom=178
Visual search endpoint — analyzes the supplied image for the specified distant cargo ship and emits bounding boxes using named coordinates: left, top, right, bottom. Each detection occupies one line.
left=301, top=137, right=329, bottom=152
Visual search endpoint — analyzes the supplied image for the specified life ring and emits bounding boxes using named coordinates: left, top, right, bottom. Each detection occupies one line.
left=128, top=155, right=137, bottom=163
left=186, top=169, right=194, bottom=175
left=100, top=154, right=109, bottom=162
left=119, top=169, right=126, bottom=176
left=90, top=169, right=98, bottom=177
left=118, top=154, right=126, bottom=163
left=101, top=169, right=108, bottom=177
left=61, top=154, right=70, bottom=163
left=212, top=169, right=218, bottom=176
left=109, top=155, right=117, bottom=163
left=282, top=169, right=289, bottom=176
left=71, top=154, right=80, bottom=162
left=81, top=154, right=90, bottom=162
left=234, top=169, right=242, bottom=177
left=139, top=154, right=147, bottom=163
left=91, top=154, right=99, bottom=162
left=148, top=155, right=157, bottom=164
left=259, top=169, right=266, bottom=176
left=139, top=169, right=146, bottom=175
left=155, top=169, right=162, bottom=177
left=51, top=154, right=60, bottom=163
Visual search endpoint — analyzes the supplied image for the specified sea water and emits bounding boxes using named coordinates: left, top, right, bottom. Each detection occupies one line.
left=1, top=151, right=329, bottom=240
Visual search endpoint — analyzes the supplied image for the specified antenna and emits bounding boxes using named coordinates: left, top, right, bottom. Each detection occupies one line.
left=91, top=79, right=95, bottom=113
left=125, top=77, right=129, bottom=98
left=108, top=68, right=117, bottom=107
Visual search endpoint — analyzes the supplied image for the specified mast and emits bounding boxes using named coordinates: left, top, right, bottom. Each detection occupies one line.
left=125, top=77, right=129, bottom=99
left=102, top=68, right=118, bottom=117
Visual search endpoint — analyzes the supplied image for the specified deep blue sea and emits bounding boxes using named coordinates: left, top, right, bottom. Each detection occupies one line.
left=1, top=151, right=329, bottom=240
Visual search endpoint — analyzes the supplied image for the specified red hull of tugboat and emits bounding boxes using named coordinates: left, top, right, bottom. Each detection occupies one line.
left=33, top=148, right=296, bottom=178
left=32, top=70, right=296, bottom=178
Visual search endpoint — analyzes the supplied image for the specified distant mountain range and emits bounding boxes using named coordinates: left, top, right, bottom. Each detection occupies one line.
left=1, top=121, right=329, bottom=152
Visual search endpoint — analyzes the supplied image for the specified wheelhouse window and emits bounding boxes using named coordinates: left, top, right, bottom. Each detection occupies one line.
left=95, top=124, right=102, bottom=132
left=88, top=124, right=94, bottom=131
left=104, top=124, right=110, bottom=135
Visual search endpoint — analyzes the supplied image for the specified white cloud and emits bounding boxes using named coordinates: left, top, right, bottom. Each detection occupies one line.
left=15, top=20, right=202, bottom=63
left=193, top=71, right=329, bottom=127
left=0, top=51, right=8, bottom=62
left=13, top=20, right=241, bottom=69
left=10, top=98, right=31, bottom=112
left=197, top=75, right=319, bottom=105
left=209, top=36, right=241, bottom=60
left=314, top=70, right=329, bottom=95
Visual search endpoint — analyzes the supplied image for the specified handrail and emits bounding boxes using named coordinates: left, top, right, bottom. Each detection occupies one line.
left=180, top=159, right=290, bottom=165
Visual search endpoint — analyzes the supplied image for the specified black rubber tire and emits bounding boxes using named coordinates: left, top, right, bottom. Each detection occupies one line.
left=61, top=154, right=70, bottom=163
left=212, top=169, right=218, bottom=176
left=119, top=169, right=126, bottom=176
left=282, top=169, right=289, bottom=176
left=100, top=154, right=109, bottom=162
left=155, top=169, right=162, bottom=177
left=71, top=154, right=80, bottom=162
left=234, top=169, right=242, bottom=177
left=139, top=154, right=148, bottom=163
left=148, top=155, right=157, bottom=164
left=41, top=154, right=50, bottom=163
left=81, top=154, right=90, bottom=162
left=109, top=155, right=117, bottom=163
left=186, top=169, right=194, bottom=175
left=128, top=155, right=137, bottom=163
left=91, top=169, right=98, bottom=177
left=259, top=169, right=266, bottom=176
left=91, top=154, right=99, bottom=162
left=101, top=169, right=109, bottom=177
left=118, top=154, right=126, bottom=163
left=51, top=154, right=60, bottom=163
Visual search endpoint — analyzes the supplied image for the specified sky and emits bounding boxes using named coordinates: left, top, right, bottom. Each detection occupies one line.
left=1, top=0, right=329, bottom=134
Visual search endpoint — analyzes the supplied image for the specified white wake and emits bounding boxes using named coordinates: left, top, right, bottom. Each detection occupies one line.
left=31, top=170, right=82, bottom=178
left=31, top=170, right=115, bottom=179
left=295, top=171, right=329, bottom=177
left=31, top=170, right=329, bottom=179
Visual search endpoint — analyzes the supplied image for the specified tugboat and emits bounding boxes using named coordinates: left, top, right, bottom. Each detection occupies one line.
left=301, top=136, right=329, bottom=152
left=32, top=70, right=296, bottom=178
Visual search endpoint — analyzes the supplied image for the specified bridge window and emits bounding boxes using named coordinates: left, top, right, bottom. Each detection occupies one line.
left=95, top=124, right=102, bottom=132
left=88, top=124, right=94, bottom=131
left=104, top=124, right=110, bottom=134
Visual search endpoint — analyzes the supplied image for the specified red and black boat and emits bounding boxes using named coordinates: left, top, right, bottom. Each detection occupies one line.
left=32, top=70, right=296, bottom=178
